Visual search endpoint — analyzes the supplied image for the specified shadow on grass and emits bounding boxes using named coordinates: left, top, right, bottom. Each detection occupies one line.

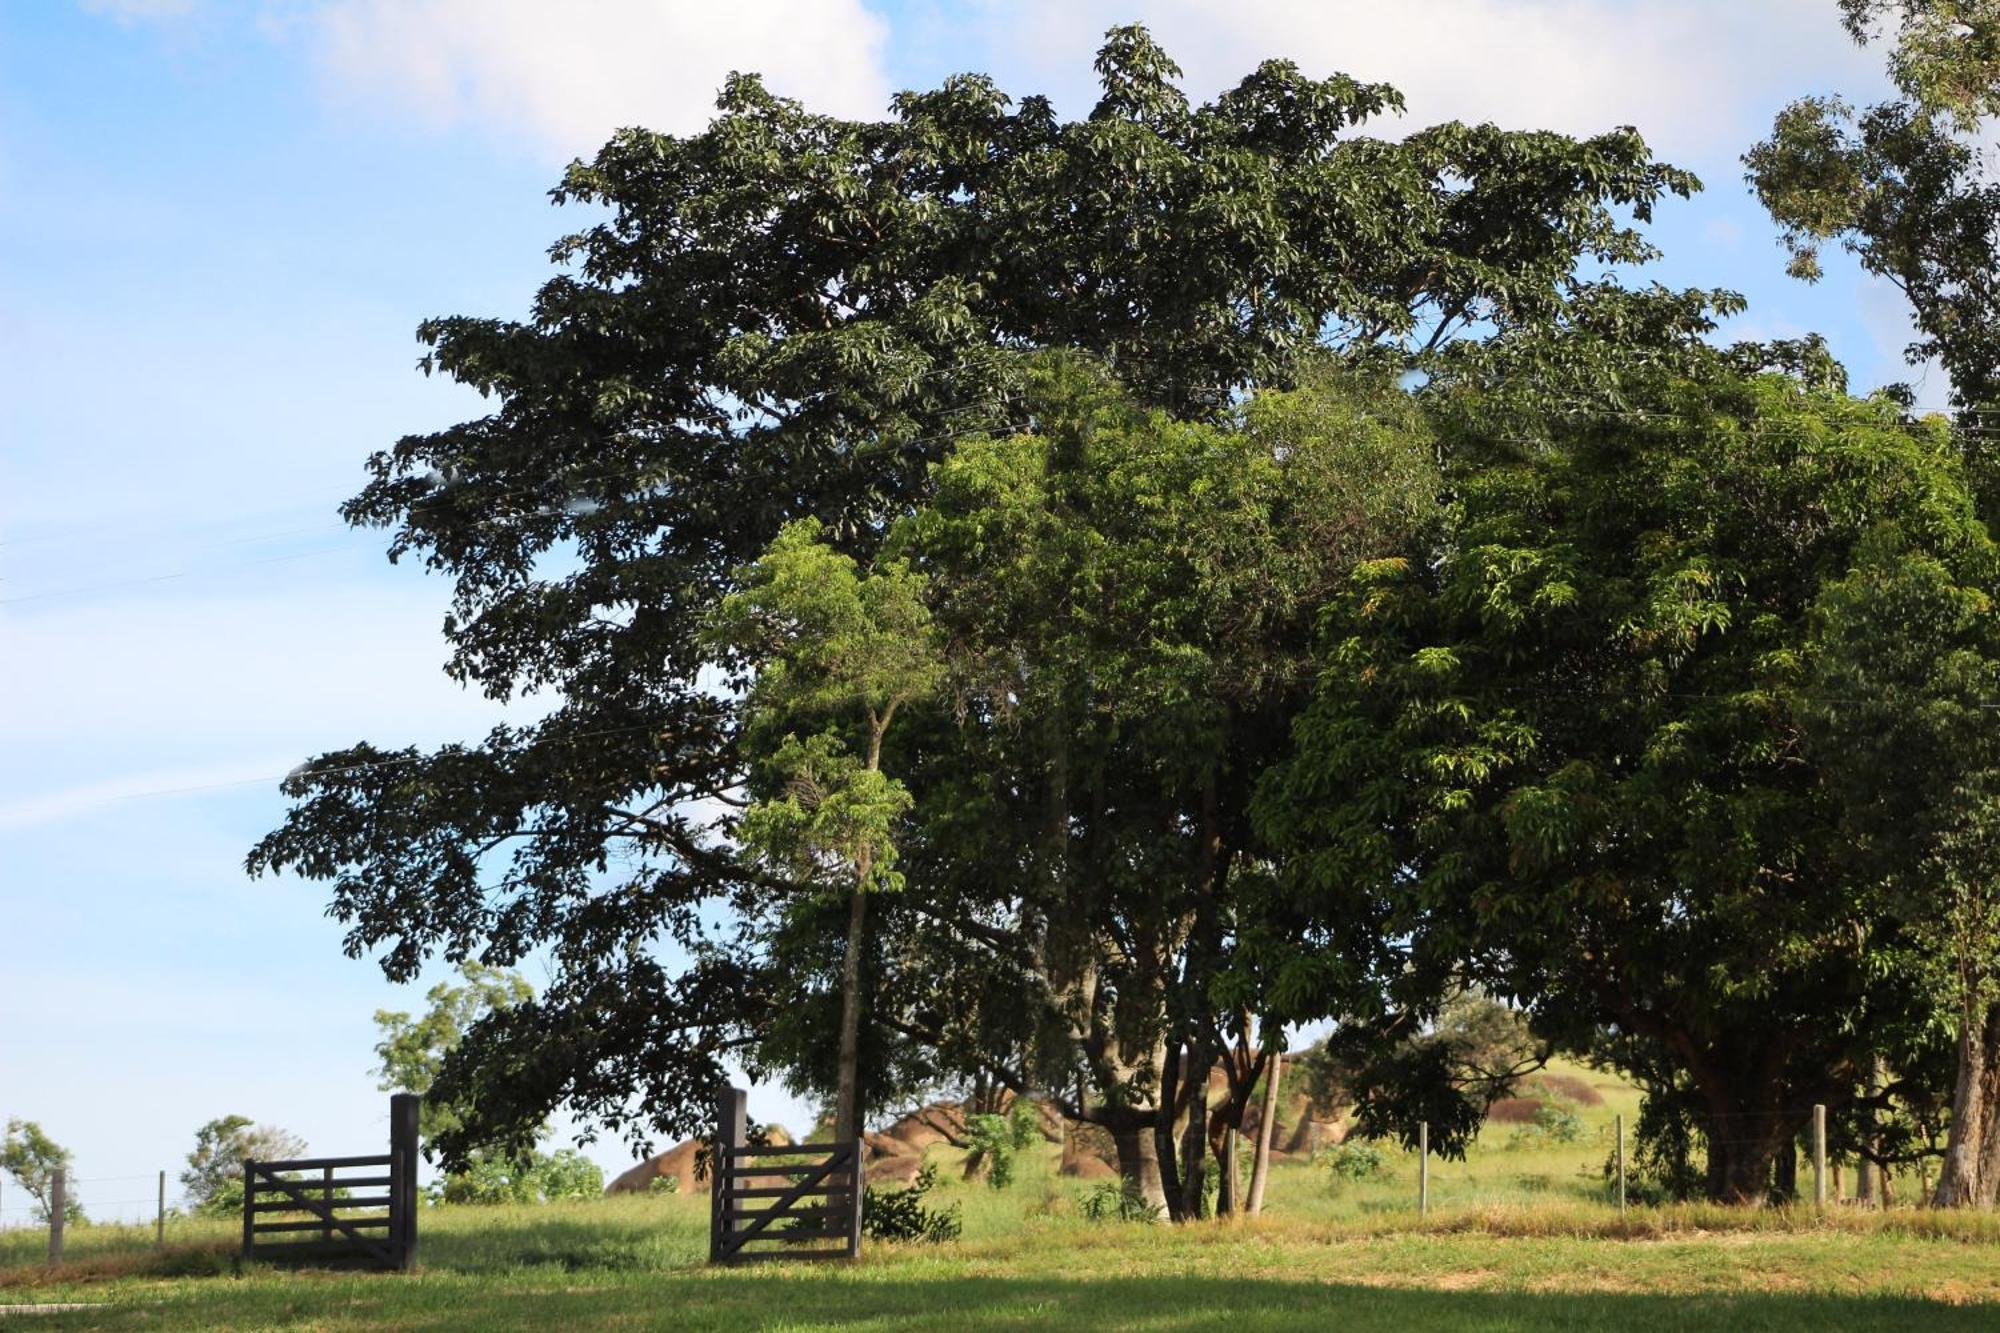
left=15, top=1272, right=1997, bottom=1332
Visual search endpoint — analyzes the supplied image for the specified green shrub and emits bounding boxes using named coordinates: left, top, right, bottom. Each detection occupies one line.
left=647, top=1174, right=679, bottom=1195
left=964, top=1102, right=1042, bottom=1190
left=1510, top=1096, right=1584, bottom=1148
left=1318, top=1139, right=1387, bottom=1191
left=862, top=1163, right=961, bottom=1243
left=432, top=1149, right=605, bottom=1205
left=1079, top=1179, right=1162, bottom=1224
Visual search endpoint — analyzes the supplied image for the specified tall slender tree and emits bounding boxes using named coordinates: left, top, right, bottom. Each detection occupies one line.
left=709, top=519, right=943, bottom=1143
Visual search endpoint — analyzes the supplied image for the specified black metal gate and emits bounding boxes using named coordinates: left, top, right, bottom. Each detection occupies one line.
left=708, top=1086, right=863, bottom=1264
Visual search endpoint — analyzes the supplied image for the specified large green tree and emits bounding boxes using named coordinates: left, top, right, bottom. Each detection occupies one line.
left=249, top=25, right=1695, bottom=1169
left=850, top=356, right=1439, bottom=1215
left=1259, top=354, right=1987, bottom=1202
left=1747, top=0, right=2000, bottom=1205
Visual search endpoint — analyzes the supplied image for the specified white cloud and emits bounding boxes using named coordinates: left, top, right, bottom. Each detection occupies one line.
left=960, top=0, right=1886, bottom=167
left=297, top=0, right=893, bottom=157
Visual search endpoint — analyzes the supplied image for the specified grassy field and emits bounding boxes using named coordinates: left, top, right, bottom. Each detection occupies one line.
left=4, top=1064, right=1998, bottom=1330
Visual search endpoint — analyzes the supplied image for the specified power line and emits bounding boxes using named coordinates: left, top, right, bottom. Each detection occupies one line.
left=28, top=720, right=677, bottom=809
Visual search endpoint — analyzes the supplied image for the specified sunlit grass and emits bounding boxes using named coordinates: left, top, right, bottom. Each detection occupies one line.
left=3, top=1061, right=1996, bottom=1327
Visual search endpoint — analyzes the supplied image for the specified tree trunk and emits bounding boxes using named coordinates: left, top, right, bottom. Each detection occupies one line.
left=1701, top=1105, right=1796, bottom=1205
left=832, top=875, right=869, bottom=1145
left=1773, top=1140, right=1797, bottom=1202
left=1176, top=1080, right=1208, bottom=1216
left=1111, top=1124, right=1168, bottom=1213
left=1154, top=1044, right=1186, bottom=1221
left=1974, top=1008, right=2000, bottom=1207
left=1935, top=997, right=1994, bottom=1207
left=1246, top=1051, right=1282, bottom=1216
left=1178, top=1059, right=1210, bottom=1221
left=1857, top=1057, right=1881, bottom=1207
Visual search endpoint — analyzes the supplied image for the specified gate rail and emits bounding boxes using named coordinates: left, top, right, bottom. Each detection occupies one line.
left=708, top=1087, right=863, bottom=1264
left=242, top=1093, right=419, bottom=1271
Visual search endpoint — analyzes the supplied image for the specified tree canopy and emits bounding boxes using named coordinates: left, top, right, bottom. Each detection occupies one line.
left=249, top=24, right=1693, bottom=1172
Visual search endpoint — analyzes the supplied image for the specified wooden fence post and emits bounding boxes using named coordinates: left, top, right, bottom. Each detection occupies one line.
left=1417, top=1122, right=1429, bottom=1217
left=241, top=1160, right=254, bottom=1260
left=390, top=1092, right=421, bottom=1270
left=1813, top=1104, right=1827, bottom=1212
left=709, top=1086, right=746, bottom=1264
left=1219, top=1129, right=1239, bottom=1215
left=47, top=1170, right=64, bottom=1267
left=1616, top=1113, right=1626, bottom=1214
left=847, top=1140, right=865, bottom=1259
left=157, top=1170, right=166, bottom=1247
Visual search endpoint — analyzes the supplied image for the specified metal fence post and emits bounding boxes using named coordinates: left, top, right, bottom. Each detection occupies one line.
left=1813, top=1104, right=1828, bottom=1211
left=47, top=1169, right=64, bottom=1267
left=390, top=1092, right=421, bottom=1270
left=157, top=1169, right=166, bottom=1247
left=1417, top=1122, right=1429, bottom=1217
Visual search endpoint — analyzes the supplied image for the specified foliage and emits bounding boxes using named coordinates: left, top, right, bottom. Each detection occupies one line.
left=1312, top=992, right=1548, bottom=1158
left=373, top=962, right=533, bottom=1146
left=430, top=1149, right=605, bottom=1207
left=1078, top=1178, right=1164, bottom=1224
left=712, top=517, right=943, bottom=1139
left=1748, top=4, right=2000, bottom=415
left=646, top=1174, right=679, bottom=1195
left=181, top=1117, right=309, bottom=1214
left=873, top=356, right=1445, bottom=1218
left=1511, top=1097, right=1585, bottom=1149
left=249, top=23, right=1699, bottom=1170
left=1, top=1119, right=80, bottom=1224
left=1317, top=1140, right=1388, bottom=1190
left=860, top=1162, right=961, bottom=1244
left=963, top=1101, right=1045, bottom=1190
left=1258, top=357, right=1992, bottom=1199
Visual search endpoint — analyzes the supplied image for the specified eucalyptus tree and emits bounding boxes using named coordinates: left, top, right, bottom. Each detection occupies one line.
left=1257, top=349, right=1986, bottom=1202
left=249, top=24, right=1698, bottom=1169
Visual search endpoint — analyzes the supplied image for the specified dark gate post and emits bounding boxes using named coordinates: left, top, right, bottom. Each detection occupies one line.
left=709, top=1085, right=746, bottom=1264
left=240, top=1160, right=254, bottom=1260
left=390, top=1093, right=421, bottom=1271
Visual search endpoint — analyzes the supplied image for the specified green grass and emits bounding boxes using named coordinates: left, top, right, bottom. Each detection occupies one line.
left=3, top=1064, right=1996, bottom=1329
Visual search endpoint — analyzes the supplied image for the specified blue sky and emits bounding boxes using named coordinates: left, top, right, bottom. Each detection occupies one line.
left=0, top=0, right=1936, bottom=1221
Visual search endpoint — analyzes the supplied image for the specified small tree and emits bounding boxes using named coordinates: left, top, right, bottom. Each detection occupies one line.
left=181, top=1116, right=308, bottom=1213
left=375, top=961, right=534, bottom=1143
left=710, top=518, right=944, bottom=1145
left=3, top=1119, right=81, bottom=1224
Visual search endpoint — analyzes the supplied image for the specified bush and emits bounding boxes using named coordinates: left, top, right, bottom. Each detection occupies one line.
left=1509, top=1096, right=1584, bottom=1148
left=431, top=1149, right=605, bottom=1205
left=1318, top=1139, right=1388, bottom=1191
left=1079, top=1179, right=1162, bottom=1224
left=963, top=1100, right=1043, bottom=1190
left=862, top=1162, right=961, bottom=1243
left=647, top=1174, right=679, bottom=1195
